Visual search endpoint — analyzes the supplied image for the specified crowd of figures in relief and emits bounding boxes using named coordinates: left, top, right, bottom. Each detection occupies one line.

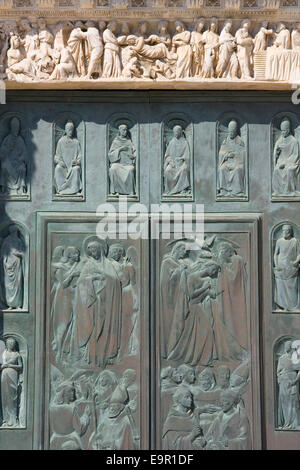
left=159, top=236, right=252, bottom=449
left=1, top=17, right=300, bottom=82
left=49, top=235, right=140, bottom=449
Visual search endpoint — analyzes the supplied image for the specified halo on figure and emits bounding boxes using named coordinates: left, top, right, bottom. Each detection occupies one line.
left=82, top=235, right=108, bottom=258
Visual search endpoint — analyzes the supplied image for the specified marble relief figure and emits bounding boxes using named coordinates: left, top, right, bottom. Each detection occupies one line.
left=0, top=225, right=25, bottom=311
left=0, top=116, right=28, bottom=198
left=0, top=336, right=26, bottom=428
left=53, top=114, right=84, bottom=200
left=1, top=17, right=300, bottom=83
left=108, top=122, right=137, bottom=197
left=162, top=120, right=192, bottom=199
left=272, top=116, right=300, bottom=198
left=273, top=223, right=300, bottom=312
left=217, top=117, right=247, bottom=200
left=276, top=339, right=300, bottom=430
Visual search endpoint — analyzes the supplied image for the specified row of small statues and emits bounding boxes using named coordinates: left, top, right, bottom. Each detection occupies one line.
left=2, top=113, right=299, bottom=200
left=2, top=17, right=300, bottom=81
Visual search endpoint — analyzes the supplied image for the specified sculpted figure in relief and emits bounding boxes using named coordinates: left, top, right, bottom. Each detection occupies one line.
left=272, top=117, right=300, bottom=197
left=217, top=119, right=246, bottom=198
left=0, top=225, right=24, bottom=310
left=202, top=18, right=219, bottom=78
left=235, top=20, right=254, bottom=80
left=1, top=337, right=23, bottom=427
left=273, top=224, right=300, bottom=311
left=277, top=340, right=300, bottom=430
left=190, top=19, right=205, bottom=77
left=102, top=21, right=122, bottom=78
left=253, top=21, right=273, bottom=53
left=172, top=21, right=192, bottom=79
left=163, top=125, right=190, bottom=196
left=0, top=116, right=27, bottom=197
left=108, top=123, right=136, bottom=196
left=216, top=20, right=238, bottom=79
left=54, top=120, right=82, bottom=196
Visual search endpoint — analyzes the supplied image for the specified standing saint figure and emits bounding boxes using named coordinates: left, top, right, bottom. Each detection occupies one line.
left=217, top=119, right=246, bottom=198
left=160, top=241, right=189, bottom=358
left=172, top=21, right=192, bottom=79
left=163, top=125, right=190, bottom=196
left=216, top=20, right=238, bottom=80
left=67, top=21, right=87, bottom=77
left=108, top=124, right=136, bottom=196
left=102, top=21, right=122, bottom=78
left=0, top=116, right=27, bottom=196
left=253, top=21, right=273, bottom=53
left=84, top=21, right=104, bottom=79
left=235, top=20, right=253, bottom=80
left=277, top=340, right=300, bottom=430
left=190, top=19, right=205, bottom=77
left=202, top=19, right=219, bottom=78
left=1, top=337, right=23, bottom=427
left=54, top=120, right=82, bottom=196
left=71, top=239, right=122, bottom=367
left=0, top=225, right=24, bottom=310
left=274, top=224, right=300, bottom=311
left=272, top=118, right=300, bottom=197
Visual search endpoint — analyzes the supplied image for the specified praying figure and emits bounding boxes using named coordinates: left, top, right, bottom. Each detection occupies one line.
left=217, top=120, right=246, bottom=198
left=108, top=124, right=136, bottom=196
left=272, top=118, right=300, bottom=197
left=54, top=120, right=82, bottom=196
left=163, top=125, right=191, bottom=197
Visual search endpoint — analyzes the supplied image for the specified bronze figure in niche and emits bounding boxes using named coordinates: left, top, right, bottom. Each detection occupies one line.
left=0, top=115, right=28, bottom=199
left=217, top=117, right=248, bottom=200
left=271, top=114, right=300, bottom=199
left=275, top=338, right=300, bottom=430
left=108, top=116, right=138, bottom=199
left=53, top=113, right=85, bottom=200
left=273, top=223, right=300, bottom=312
left=159, top=233, right=252, bottom=450
left=48, top=234, right=141, bottom=449
left=0, top=335, right=26, bottom=428
left=162, top=116, right=192, bottom=200
left=0, top=225, right=25, bottom=311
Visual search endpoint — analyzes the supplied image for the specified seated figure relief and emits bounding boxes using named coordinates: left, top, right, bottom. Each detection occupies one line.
left=108, top=123, right=137, bottom=197
left=53, top=119, right=83, bottom=198
left=272, top=117, right=300, bottom=198
left=217, top=118, right=247, bottom=200
left=162, top=124, right=191, bottom=198
left=2, top=17, right=300, bottom=83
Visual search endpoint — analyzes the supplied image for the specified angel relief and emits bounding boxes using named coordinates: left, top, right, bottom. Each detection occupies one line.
left=162, top=120, right=192, bottom=200
left=48, top=235, right=140, bottom=449
left=53, top=115, right=84, bottom=200
left=159, top=236, right=252, bottom=450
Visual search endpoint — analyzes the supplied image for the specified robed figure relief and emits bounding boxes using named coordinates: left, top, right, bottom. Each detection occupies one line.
left=272, top=116, right=300, bottom=199
left=160, top=236, right=249, bottom=366
left=162, top=120, right=192, bottom=199
left=0, top=336, right=26, bottom=428
left=53, top=114, right=85, bottom=200
left=273, top=223, right=300, bottom=312
left=275, top=338, right=300, bottom=430
left=0, top=115, right=28, bottom=199
left=217, top=118, right=248, bottom=200
left=0, top=225, right=25, bottom=311
left=108, top=121, right=137, bottom=198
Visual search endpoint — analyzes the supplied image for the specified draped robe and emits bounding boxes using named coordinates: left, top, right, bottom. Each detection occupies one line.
left=164, top=136, right=190, bottom=195
left=54, top=135, right=82, bottom=195
left=108, top=135, right=136, bottom=195
left=272, top=134, right=300, bottom=195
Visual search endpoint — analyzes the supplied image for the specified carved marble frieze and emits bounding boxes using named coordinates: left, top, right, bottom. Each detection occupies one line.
left=0, top=13, right=299, bottom=88
left=154, top=214, right=262, bottom=450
